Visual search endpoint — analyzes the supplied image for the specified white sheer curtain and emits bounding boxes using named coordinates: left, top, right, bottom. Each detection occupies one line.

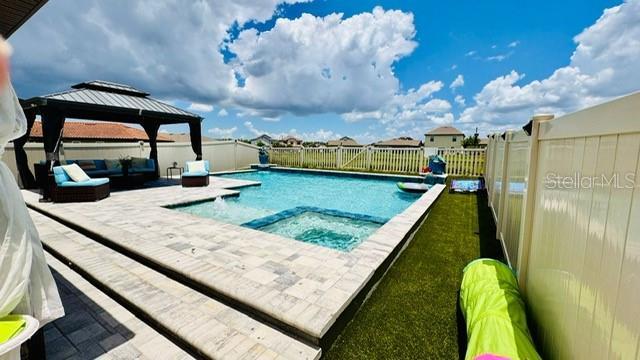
left=0, top=77, right=64, bottom=359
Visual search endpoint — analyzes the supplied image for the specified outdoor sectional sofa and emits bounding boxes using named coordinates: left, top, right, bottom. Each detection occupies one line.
left=61, top=158, right=156, bottom=179
left=34, top=158, right=156, bottom=189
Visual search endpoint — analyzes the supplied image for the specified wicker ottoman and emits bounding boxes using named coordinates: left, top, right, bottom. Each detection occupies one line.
left=181, top=175, right=209, bottom=187
left=51, top=182, right=110, bottom=203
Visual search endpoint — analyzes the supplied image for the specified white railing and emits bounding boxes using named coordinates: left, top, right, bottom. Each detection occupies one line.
left=485, top=92, right=640, bottom=359
left=437, top=148, right=486, bottom=176
left=269, top=146, right=486, bottom=176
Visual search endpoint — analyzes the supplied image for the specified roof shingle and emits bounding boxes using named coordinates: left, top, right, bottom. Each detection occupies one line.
left=29, top=121, right=173, bottom=142
left=425, top=126, right=464, bottom=136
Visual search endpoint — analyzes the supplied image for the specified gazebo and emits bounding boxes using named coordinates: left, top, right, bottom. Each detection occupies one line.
left=16, top=80, right=204, bottom=188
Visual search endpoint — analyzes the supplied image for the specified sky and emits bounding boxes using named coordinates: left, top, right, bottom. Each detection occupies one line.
left=8, top=0, right=639, bottom=143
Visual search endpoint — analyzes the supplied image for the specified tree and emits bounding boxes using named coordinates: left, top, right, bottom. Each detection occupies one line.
left=462, top=128, right=480, bottom=148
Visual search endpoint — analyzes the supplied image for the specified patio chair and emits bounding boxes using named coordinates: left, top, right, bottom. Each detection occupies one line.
left=181, top=160, right=210, bottom=187
left=0, top=315, right=39, bottom=359
left=51, top=164, right=110, bottom=203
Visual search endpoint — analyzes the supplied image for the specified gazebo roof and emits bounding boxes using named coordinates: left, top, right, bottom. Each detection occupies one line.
left=0, top=0, right=48, bottom=38
left=23, top=80, right=203, bottom=124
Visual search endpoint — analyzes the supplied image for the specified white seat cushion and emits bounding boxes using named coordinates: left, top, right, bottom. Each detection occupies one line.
left=188, top=161, right=206, bottom=173
left=61, top=163, right=91, bottom=183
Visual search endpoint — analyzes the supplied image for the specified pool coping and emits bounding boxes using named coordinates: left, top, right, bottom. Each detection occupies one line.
left=23, top=176, right=446, bottom=352
left=258, top=166, right=425, bottom=182
left=210, top=169, right=257, bottom=176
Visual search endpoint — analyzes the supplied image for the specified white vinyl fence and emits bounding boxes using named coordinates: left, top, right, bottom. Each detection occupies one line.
left=269, top=146, right=486, bottom=176
left=485, top=92, right=640, bottom=359
left=0, top=140, right=259, bottom=187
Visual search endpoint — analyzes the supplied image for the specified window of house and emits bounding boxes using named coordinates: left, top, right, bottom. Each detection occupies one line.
left=430, top=136, right=434, bottom=142
left=452, top=137, right=457, bottom=142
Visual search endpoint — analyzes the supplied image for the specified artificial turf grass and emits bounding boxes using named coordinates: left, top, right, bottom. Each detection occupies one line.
left=324, top=186, right=505, bottom=359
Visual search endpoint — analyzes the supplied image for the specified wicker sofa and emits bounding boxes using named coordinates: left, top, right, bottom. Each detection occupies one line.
left=181, top=160, right=210, bottom=187
left=50, top=166, right=110, bottom=203
left=35, top=158, right=155, bottom=192
left=66, top=158, right=156, bottom=179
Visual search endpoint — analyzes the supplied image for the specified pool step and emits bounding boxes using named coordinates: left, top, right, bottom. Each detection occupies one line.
left=44, top=253, right=194, bottom=360
left=30, top=210, right=321, bottom=360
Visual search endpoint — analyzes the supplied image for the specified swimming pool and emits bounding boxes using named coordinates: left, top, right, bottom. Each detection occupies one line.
left=173, top=170, right=422, bottom=251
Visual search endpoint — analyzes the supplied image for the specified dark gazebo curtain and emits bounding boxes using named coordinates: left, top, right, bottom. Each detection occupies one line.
left=41, top=108, right=66, bottom=169
left=12, top=109, right=37, bottom=188
left=142, top=121, right=161, bottom=178
left=189, top=120, right=203, bottom=160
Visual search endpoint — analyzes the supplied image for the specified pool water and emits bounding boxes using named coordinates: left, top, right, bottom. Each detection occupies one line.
left=259, top=211, right=381, bottom=251
left=174, top=170, right=421, bottom=251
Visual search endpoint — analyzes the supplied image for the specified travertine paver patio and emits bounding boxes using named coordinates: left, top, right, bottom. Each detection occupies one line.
left=24, top=175, right=445, bottom=344
left=33, top=210, right=320, bottom=359
left=44, top=253, right=193, bottom=360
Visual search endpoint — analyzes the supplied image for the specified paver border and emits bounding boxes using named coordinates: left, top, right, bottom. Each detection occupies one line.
left=26, top=174, right=446, bottom=351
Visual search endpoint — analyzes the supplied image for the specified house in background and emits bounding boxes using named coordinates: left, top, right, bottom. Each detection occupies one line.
left=327, top=136, right=361, bottom=147
left=279, top=136, right=303, bottom=147
left=250, top=134, right=273, bottom=147
left=424, top=126, right=465, bottom=148
left=373, top=137, right=422, bottom=148
left=29, top=121, right=174, bottom=143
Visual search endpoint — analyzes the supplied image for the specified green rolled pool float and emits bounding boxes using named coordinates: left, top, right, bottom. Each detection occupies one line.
left=460, top=258, right=541, bottom=360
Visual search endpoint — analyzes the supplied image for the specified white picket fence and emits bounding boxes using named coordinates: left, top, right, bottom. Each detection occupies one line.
left=269, top=146, right=486, bottom=176
left=485, top=92, right=640, bottom=359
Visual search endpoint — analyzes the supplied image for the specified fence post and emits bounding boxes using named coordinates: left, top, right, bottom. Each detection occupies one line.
left=300, top=147, right=304, bottom=167
left=485, top=137, right=497, bottom=200
left=516, top=114, right=554, bottom=292
left=337, top=147, right=342, bottom=168
left=495, top=131, right=512, bottom=245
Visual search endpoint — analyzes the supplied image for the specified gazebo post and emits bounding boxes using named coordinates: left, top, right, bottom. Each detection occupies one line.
left=188, top=120, right=203, bottom=160
left=13, top=109, right=37, bottom=189
left=142, top=121, right=161, bottom=179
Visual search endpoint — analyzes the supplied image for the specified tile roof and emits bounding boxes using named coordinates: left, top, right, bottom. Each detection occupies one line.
left=29, top=121, right=174, bottom=142
left=327, top=136, right=361, bottom=146
left=374, top=137, right=422, bottom=147
left=425, top=126, right=465, bottom=136
left=251, top=134, right=273, bottom=141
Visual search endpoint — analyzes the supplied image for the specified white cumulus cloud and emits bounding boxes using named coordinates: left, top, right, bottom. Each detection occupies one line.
left=10, top=0, right=310, bottom=102
left=343, top=80, right=453, bottom=129
left=450, top=74, right=464, bottom=90
left=461, top=0, right=640, bottom=131
left=227, top=7, right=418, bottom=117
left=217, top=108, right=229, bottom=116
left=188, top=103, right=214, bottom=113
left=208, top=126, right=237, bottom=138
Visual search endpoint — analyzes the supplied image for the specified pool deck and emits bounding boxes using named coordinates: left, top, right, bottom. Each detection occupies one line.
left=33, top=209, right=319, bottom=360
left=24, top=174, right=445, bottom=351
left=44, top=252, right=194, bottom=360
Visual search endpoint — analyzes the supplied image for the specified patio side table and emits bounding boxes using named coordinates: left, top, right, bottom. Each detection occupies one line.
left=166, top=166, right=183, bottom=179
